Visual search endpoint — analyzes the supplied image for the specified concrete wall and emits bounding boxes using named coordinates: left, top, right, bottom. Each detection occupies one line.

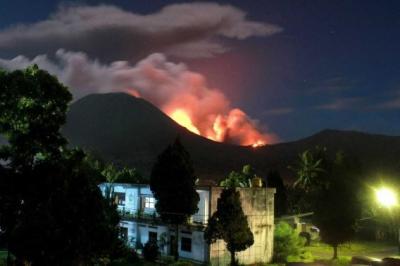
left=99, top=183, right=275, bottom=265
left=208, top=187, right=275, bottom=265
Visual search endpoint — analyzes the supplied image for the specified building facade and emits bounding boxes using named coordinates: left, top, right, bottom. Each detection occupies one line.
left=99, top=183, right=275, bottom=265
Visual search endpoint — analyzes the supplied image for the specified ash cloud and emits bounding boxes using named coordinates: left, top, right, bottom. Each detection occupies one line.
left=0, top=3, right=282, bottom=61
left=0, top=50, right=277, bottom=145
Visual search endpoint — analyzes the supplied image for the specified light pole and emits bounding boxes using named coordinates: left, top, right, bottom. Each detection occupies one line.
left=375, top=187, right=397, bottom=209
left=375, top=187, right=399, bottom=253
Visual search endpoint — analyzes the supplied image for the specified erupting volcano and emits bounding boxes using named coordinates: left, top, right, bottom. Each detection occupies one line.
left=123, top=54, right=275, bottom=147
left=170, top=109, right=200, bottom=135
left=0, top=51, right=276, bottom=146
left=166, top=107, right=268, bottom=147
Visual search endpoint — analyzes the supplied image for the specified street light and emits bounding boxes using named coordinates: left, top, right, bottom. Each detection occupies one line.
left=375, top=187, right=398, bottom=208
left=374, top=186, right=399, bottom=253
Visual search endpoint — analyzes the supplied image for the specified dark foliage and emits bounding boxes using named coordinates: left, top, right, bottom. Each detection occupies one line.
left=150, top=137, right=199, bottom=260
left=204, top=188, right=254, bottom=266
left=143, top=241, right=159, bottom=262
left=266, top=170, right=287, bottom=216
left=0, top=66, right=123, bottom=265
left=312, top=152, right=362, bottom=259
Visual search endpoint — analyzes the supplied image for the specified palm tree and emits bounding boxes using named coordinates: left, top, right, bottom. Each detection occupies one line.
left=291, top=150, right=324, bottom=192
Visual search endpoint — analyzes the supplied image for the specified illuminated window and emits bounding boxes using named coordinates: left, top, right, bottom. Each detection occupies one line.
left=145, top=197, right=155, bottom=208
left=114, top=192, right=125, bottom=205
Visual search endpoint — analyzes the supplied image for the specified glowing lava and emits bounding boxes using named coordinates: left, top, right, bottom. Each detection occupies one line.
left=170, top=109, right=200, bottom=135
left=252, top=140, right=266, bottom=148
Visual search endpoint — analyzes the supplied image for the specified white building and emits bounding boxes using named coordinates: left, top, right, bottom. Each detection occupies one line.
left=99, top=183, right=275, bottom=265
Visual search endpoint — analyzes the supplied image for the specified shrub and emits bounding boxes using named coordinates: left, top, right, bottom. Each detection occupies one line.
left=143, top=241, right=159, bottom=262
left=273, top=221, right=306, bottom=262
left=126, top=249, right=140, bottom=263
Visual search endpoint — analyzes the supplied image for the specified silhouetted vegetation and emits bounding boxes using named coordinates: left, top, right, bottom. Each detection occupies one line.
left=266, top=170, right=288, bottom=216
left=204, top=188, right=254, bottom=266
left=290, top=147, right=362, bottom=259
left=150, top=138, right=199, bottom=260
left=143, top=241, right=159, bottom=262
left=0, top=66, right=123, bottom=265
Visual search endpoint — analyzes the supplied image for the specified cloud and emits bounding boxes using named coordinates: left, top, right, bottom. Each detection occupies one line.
left=0, top=50, right=277, bottom=145
left=307, top=77, right=356, bottom=94
left=376, top=99, right=400, bottom=109
left=315, top=97, right=363, bottom=110
left=262, top=107, right=293, bottom=116
left=0, top=3, right=282, bottom=61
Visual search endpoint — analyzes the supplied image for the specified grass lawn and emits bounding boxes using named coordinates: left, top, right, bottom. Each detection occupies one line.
left=0, top=250, right=7, bottom=266
left=305, top=240, right=398, bottom=260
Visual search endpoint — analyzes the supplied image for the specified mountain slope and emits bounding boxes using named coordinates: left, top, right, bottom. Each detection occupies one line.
left=63, top=93, right=400, bottom=183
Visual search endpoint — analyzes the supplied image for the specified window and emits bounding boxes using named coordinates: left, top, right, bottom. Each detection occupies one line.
left=145, top=197, right=155, bottom=208
left=148, top=231, right=157, bottom=243
left=181, top=237, right=192, bottom=252
left=114, top=192, right=125, bottom=205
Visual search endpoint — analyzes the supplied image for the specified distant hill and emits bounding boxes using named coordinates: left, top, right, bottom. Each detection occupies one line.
left=63, top=93, right=400, bottom=184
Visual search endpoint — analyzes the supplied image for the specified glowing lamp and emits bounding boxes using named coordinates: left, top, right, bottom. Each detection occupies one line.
left=375, top=187, right=398, bottom=208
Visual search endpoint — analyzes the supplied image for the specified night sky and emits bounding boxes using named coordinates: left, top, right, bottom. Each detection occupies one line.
left=1, top=0, right=400, bottom=142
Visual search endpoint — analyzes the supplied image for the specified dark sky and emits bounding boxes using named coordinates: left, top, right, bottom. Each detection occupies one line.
left=1, top=0, right=400, bottom=142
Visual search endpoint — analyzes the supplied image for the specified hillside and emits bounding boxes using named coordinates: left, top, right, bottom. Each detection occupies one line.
left=63, top=93, right=400, bottom=183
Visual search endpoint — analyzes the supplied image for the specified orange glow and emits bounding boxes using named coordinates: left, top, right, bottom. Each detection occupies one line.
left=170, top=109, right=200, bottom=135
left=166, top=106, right=271, bottom=147
left=252, top=140, right=266, bottom=148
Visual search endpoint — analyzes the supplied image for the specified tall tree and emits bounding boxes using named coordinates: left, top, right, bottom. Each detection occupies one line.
left=288, top=147, right=329, bottom=213
left=150, top=138, right=199, bottom=260
left=0, top=66, right=123, bottom=265
left=204, top=188, right=254, bottom=266
left=312, top=152, right=362, bottom=259
left=266, top=170, right=288, bottom=216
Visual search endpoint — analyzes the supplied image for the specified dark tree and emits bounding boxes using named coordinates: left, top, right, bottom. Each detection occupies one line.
left=204, top=188, right=254, bottom=266
left=0, top=66, right=71, bottom=169
left=0, top=66, right=123, bottom=265
left=266, top=170, right=287, bottom=216
left=117, top=167, right=145, bottom=184
left=150, top=138, right=199, bottom=260
left=287, top=146, right=330, bottom=214
left=312, top=152, right=362, bottom=259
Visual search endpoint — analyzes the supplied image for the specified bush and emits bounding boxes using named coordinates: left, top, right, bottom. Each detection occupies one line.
left=273, top=222, right=306, bottom=262
left=299, top=232, right=311, bottom=246
left=143, top=241, right=159, bottom=262
left=109, top=250, right=139, bottom=266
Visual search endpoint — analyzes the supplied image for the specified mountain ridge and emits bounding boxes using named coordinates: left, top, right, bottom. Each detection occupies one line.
left=62, top=93, right=400, bottom=183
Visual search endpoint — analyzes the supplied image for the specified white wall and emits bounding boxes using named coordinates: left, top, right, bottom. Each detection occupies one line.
left=178, top=230, right=207, bottom=262
left=99, top=183, right=211, bottom=263
left=119, top=220, right=137, bottom=247
left=192, top=189, right=209, bottom=224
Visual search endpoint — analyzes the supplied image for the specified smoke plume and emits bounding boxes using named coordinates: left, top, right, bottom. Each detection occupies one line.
left=0, top=50, right=277, bottom=146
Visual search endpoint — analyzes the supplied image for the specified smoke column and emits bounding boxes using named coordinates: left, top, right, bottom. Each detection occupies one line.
left=0, top=50, right=277, bottom=146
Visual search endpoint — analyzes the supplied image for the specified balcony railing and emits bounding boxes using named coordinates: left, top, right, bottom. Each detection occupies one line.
left=116, top=206, right=209, bottom=226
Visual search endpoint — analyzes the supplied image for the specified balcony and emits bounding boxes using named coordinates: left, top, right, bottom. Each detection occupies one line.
left=116, top=206, right=209, bottom=227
